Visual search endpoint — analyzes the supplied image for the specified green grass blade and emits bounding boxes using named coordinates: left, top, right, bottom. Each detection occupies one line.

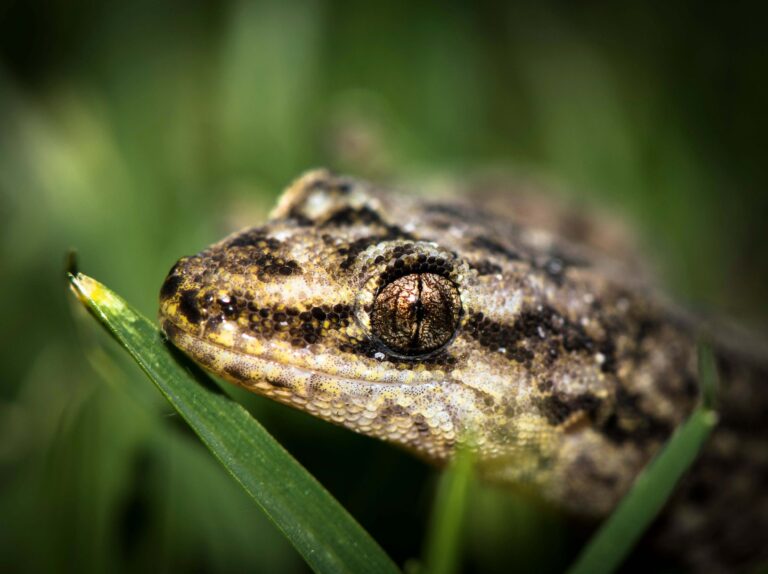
left=422, top=448, right=474, bottom=574
left=68, top=271, right=400, bottom=574
left=567, top=346, right=720, bottom=574
left=697, top=342, right=719, bottom=409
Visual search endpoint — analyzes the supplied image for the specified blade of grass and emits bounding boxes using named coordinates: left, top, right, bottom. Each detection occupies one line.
left=68, top=270, right=400, bottom=574
left=422, top=447, right=474, bottom=574
left=567, top=343, right=719, bottom=574
left=697, top=342, right=719, bottom=409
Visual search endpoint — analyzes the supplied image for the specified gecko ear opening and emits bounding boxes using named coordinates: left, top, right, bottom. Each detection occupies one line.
left=270, top=169, right=370, bottom=223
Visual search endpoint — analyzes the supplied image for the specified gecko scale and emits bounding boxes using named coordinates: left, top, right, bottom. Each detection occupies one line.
left=159, top=170, right=767, bottom=572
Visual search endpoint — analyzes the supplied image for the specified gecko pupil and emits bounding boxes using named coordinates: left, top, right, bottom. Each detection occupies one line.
left=371, top=273, right=461, bottom=356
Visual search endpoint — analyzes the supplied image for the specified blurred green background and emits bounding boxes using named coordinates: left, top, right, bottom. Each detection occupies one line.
left=1, top=1, right=766, bottom=573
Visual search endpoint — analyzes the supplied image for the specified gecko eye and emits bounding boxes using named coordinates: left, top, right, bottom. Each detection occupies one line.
left=371, top=273, right=461, bottom=356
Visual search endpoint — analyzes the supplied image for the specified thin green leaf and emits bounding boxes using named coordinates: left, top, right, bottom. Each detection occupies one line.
left=422, top=447, right=474, bottom=574
left=68, top=271, right=400, bottom=574
left=697, top=342, right=719, bottom=410
left=567, top=344, right=720, bottom=574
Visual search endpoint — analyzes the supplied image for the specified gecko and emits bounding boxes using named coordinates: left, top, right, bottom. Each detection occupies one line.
left=158, top=169, right=768, bottom=572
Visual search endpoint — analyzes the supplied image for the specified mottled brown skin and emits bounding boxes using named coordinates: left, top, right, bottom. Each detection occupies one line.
left=159, top=170, right=767, bottom=572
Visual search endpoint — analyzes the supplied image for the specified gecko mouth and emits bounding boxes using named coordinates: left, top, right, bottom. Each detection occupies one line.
left=162, top=315, right=461, bottom=470
left=160, top=316, right=448, bottom=389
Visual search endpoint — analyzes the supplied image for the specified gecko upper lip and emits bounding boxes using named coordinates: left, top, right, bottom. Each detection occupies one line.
left=159, top=315, right=448, bottom=388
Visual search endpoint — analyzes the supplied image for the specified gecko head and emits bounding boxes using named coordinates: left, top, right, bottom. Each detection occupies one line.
left=158, top=170, right=667, bottom=514
left=158, top=170, right=490, bottom=462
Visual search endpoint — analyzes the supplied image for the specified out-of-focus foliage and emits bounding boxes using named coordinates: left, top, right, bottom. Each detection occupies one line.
left=1, top=1, right=766, bottom=573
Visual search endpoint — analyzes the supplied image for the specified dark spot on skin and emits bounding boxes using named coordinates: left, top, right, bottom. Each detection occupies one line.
left=285, top=206, right=315, bottom=226
left=219, top=230, right=303, bottom=277
left=507, top=347, right=534, bottom=363
left=266, top=377, right=290, bottom=389
left=223, top=363, right=248, bottom=381
left=339, top=236, right=386, bottom=269
left=465, top=306, right=605, bottom=367
left=378, top=402, right=409, bottom=420
left=598, top=339, right=617, bottom=374
left=537, top=393, right=601, bottom=425
left=249, top=253, right=302, bottom=277
left=321, top=206, right=387, bottom=227
left=219, top=295, right=238, bottom=318
left=337, top=226, right=415, bottom=269
left=377, top=251, right=454, bottom=289
left=546, top=342, right=560, bottom=363
left=636, top=317, right=661, bottom=343
left=534, top=250, right=587, bottom=285
left=543, top=257, right=564, bottom=278
left=226, top=230, right=282, bottom=250
left=304, top=174, right=353, bottom=194
left=599, top=387, right=673, bottom=445
left=412, top=414, right=430, bottom=435
left=471, top=236, right=521, bottom=262
left=282, top=177, right=356, bottom=225
left=178, top=289, right=202, bottom=324
left=470, top=259, right=503, bottom=276
left=336, top=181, right=353, bottom=194
left=562, top=322, right=595, bottom=353
left=537, top=379, right=554, bottom=392
left=333, top=303, right=348, bottom=315
left=242, top=304, right=353, bottom=345
left=160, top=272, right=182, bottom=300
left=311, top=307, right=325, bottom=320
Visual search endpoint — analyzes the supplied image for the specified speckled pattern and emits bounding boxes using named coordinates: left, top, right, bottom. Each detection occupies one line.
left=160, top=170, right=767, bottom=572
